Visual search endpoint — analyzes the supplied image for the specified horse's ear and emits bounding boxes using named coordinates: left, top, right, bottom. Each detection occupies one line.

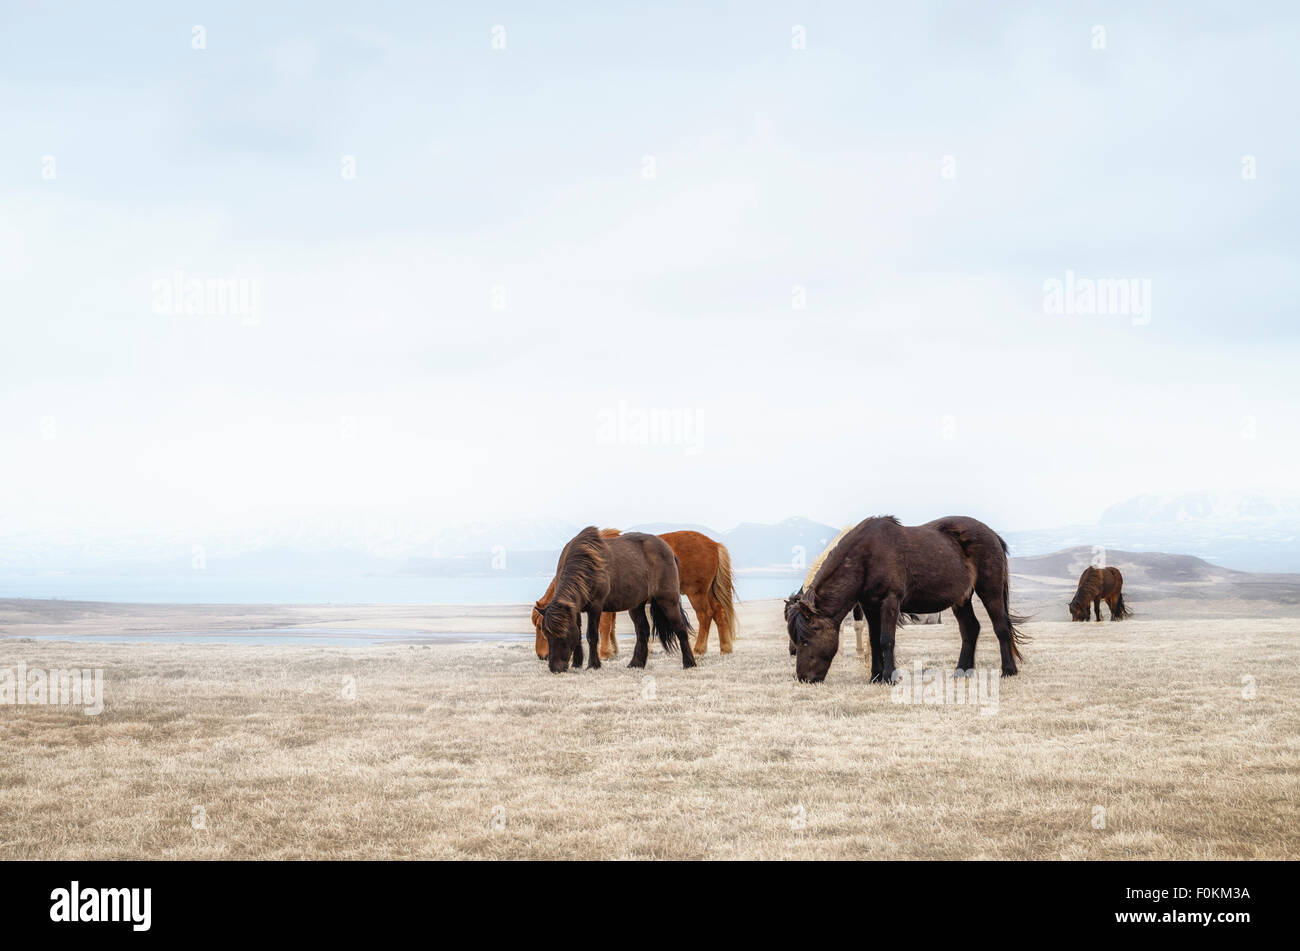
left=797, top=592, right=817, bottom=616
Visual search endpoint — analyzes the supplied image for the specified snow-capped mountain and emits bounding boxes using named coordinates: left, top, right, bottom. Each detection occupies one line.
left=1099, top=492, right=1300, bottom=524
left=1006, top=492, right=1300, bottom=573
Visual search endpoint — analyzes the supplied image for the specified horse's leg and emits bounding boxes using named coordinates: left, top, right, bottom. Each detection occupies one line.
left=585, top=609, right=601, bottom=669
left=1093, top=597, right=1102, bottom=622
left=690, top=594, right=712, bottom=655
left=598, top=612, right=617, bottom=659
left=867, top=611, right=883, bottom=682
left=952, top=599, right=980, bottom=673
left=976, top=584, right=1019, bottom=676
left=572, top=613, right=585, bottom=670
left=853, top=603, right=866, bottom=659
left=659, top=596, right=697, bottom=669
left=878, top=595, right=901, bottom=683
left=627, top=603, right=651, bottom=668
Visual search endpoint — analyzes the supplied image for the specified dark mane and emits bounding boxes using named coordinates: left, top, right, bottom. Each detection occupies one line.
left=542, top=526, right=607, bottom=638
left=788, top=606, right=815, bottom=644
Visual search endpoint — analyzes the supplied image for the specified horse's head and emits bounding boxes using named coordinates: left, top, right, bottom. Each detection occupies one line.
left=532, top=601, right=549, bottom=659
left=787, top=596, right=839, bottom=683
left=1068, top=597, right=1087, bottom=621
left=540, top=602, right=581, bottom=673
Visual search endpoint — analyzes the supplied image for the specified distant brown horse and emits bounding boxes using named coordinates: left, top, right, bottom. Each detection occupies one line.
left=534, top=529, right=736, bottom=660
left=786, top=516, right=1030, bottom=684
left=1069, top=566, right=1131, bottom=621
left=537, top=527, right=695, bottom=672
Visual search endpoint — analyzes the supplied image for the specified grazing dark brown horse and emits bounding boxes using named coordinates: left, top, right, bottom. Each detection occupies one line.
left=783, top=528, right=943, bottom=657
left=786, top=515, right=1030, bottom=684
left=533, top=529, right=737, bottom=660
left=537, top=527, right=696, bottom=673
left=1069, top=566, right=1131, bottom=621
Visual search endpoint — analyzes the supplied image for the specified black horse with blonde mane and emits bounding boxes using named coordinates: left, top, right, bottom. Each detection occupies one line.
left=536, top=527, right=695, bottom=673
left=786, top=515, right=1030, bottom=684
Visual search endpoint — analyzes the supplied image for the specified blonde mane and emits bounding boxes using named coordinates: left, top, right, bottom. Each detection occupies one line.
left=802, top=523, right=859, bottom=589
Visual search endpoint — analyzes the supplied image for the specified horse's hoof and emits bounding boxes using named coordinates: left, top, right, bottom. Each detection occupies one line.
left=1001, top=667, right=1018, bottom=677
left=627, top=660, right=645, bottom=669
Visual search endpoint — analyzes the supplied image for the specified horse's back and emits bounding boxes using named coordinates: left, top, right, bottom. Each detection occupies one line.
left=604, top=532, right=680, bottom=606
left=1102, top=566, right=1123, bottom=595
left=609, top=531, right=669, bottom=557
left=919, top=516, right=1010, bottom=569
left=657, top=530, right=717, bottom=580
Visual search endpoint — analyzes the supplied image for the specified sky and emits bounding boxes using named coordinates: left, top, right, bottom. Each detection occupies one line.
left=2, top=1, right=1298, bottom=546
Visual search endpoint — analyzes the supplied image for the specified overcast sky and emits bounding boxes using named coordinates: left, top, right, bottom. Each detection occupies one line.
left=2, top=1, right=1297, bottom=543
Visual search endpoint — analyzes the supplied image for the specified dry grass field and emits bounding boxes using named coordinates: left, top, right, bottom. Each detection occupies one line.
left=2, top=600, right=1297, bottom=860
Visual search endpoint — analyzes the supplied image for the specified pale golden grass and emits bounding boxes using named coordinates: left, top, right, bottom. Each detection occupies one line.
left=1, top=602, right=1297, bottom=859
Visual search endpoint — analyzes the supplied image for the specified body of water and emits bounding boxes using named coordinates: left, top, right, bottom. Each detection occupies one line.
left=0, top=573, right=802, bottom=605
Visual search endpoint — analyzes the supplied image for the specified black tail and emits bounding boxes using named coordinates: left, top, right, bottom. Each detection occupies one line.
left=1112, top=592, right=1132, bottom=620
left=649, top=599, right=692, bottom=654
left=1002, top=570, right=1032, bottom=662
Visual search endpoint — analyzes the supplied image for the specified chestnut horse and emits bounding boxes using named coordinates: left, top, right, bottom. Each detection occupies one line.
left=786, top=515, right=1030, bottom=684
left=1069, top=566, right=1131, bottom=621
left=534, top=529, right=736, bottom=660
left=537, top=527, right=695, bottom=672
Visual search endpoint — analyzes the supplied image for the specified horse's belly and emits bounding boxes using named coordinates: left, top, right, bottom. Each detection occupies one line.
left=596, top=597, right=639, bottom=614
left=598, top=585, right=650, bottom=614
left=902, top=594, right=954, bottom=614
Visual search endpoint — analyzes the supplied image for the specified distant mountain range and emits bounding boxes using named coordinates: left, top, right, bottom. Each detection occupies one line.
left=1, top=492, right=1296, bottom=578
left=1005, top=492, right=1300, bottom=574
left=1007, top=545, right=1300, bottom=613
left=1098, top=492, right=1300, bottom=524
